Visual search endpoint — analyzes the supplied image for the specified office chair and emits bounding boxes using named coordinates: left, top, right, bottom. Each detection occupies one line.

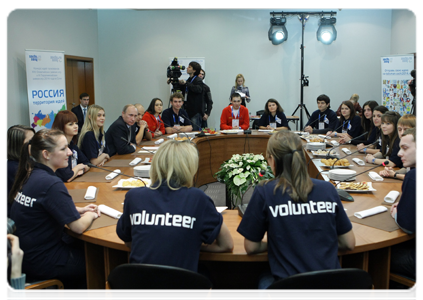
left=106, top=263, right=212, bottom=289
left=267, top=268, right=373, bottom=289
left=256, top=110, right=265, bottom=116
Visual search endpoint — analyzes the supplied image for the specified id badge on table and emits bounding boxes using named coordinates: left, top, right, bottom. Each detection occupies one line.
left=232, top=119, right=239, bottom=128
left=318, top=122, right=325, bottom=130
left=270, top=122, right=277, bottom=129
left=342, top=129, right=348, bottom=134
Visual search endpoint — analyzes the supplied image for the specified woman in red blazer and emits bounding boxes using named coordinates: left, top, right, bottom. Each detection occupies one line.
left=142, top=98, right=166, bottom=137
left=220, top=93, right=250, bottom=130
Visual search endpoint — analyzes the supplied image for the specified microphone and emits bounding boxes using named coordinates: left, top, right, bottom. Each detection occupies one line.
left=120, top=136, right=157, bottom=154
left=326, top=131, right=368, bottom=158
left=87, top=163, right=147, bottom=185
left=159, top=119, right=197, bottom=142
left=303, top=113, right=327, bottom=131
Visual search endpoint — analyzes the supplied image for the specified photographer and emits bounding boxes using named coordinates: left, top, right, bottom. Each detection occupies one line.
left=178, top=61, right=204, bottom=131
left=7, top=233, right=25, bottom=289
left=408, top=69, right=420, bottom=118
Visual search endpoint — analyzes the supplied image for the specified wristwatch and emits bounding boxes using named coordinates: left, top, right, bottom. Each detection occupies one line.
left=394, top=172, right=398, bottom=179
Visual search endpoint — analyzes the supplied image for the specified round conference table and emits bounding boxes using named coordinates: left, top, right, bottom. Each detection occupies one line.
left=65, top=131, right=413, bottom=289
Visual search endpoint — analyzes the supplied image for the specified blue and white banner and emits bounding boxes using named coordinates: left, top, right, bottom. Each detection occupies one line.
left=25, top=49, right=67, bottom=131
left=381, top=55, right=414, bottom=115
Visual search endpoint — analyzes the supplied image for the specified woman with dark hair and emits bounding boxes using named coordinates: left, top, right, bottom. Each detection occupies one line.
left=327, top=101, right=362, bottom=138
left=52, top=110, right=90, bottom=182
left=141, top=98, right=165, bottom=138
left=9, top=129, right=99, bottom=289
left=258, top=99, right=289, bottom=130
left=340, top=100, right=379, bottom=144
left=7, top=125, right=35, bottom=215
left=365, top=111, right=402, bottom=168
left=357, top=105, right=389, bottom=155
left=237, top=131, right=355, bottom=289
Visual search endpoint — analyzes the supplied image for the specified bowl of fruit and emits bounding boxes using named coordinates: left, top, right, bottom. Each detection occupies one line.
left=202, top=128, right=219, bottom=135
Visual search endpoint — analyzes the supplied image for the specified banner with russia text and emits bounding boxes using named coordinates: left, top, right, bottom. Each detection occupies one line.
left=381, top=55, right=414, bottom=116
left=25, top=49, right=67, bottom=131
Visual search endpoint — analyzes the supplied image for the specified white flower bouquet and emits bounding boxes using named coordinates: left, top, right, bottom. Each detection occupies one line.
left=215, top=153, right=274, bottom=207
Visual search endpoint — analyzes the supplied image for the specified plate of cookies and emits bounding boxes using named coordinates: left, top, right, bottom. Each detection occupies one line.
left=337, top=182, right=376, bottom=192
left=113, top=178, right=151, bottom=189
left=318, top=158, right=351, bottom=168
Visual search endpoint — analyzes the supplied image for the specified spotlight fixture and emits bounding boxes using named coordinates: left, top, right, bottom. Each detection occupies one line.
left=268, top=16, right=288, bottom=45
left=316, top=17, right=337, bottom=45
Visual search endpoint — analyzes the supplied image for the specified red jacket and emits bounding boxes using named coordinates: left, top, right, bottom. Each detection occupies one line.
left=220, top=105, right=250, bottom=130
left=142, top=111, right=165, bottom=137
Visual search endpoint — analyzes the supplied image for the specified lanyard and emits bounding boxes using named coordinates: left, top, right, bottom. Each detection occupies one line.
left=231, top=106, right=241, bottom=119
left=343, top=120, right=351, bottom=130
left=173, top=113, right=179, bottom=125
left=186, top=75, right=197, bottom=93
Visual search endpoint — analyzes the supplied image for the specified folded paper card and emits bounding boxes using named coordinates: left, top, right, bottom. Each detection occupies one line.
left=368, top=171, right=384, bottom=181
left=84, top=186, right=97, bottom=200
left=105, top=170, right=121, bottom=180
left=98, top=204, right=122, bottom=219
left=129, top=157, right=142, bottom=166
left=155, top=138, right=164, bottom=145
left=384, top=191, right=400, bottom=203
left=354, top=206, right=388, bottom=219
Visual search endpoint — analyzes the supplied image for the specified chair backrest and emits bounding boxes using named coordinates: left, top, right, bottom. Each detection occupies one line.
left=107, top=263, right=212, bottom=289
left=267, top=268, right=373, bottom=289
left=256, top=110, right=265, bottom=116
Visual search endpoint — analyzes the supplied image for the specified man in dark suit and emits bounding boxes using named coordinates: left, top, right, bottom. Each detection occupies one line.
left=71, top=93, right=90, bottom=134
left=105, top=104, right=139, bottom=157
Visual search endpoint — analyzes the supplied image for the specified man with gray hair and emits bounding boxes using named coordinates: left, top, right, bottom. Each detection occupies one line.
left=105, top=104, right=139, bottom=156
left=134, top=103, right=152, bottom=144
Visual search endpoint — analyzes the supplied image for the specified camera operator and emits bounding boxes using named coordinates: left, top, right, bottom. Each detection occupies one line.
left=178, top=61, right=204, bottom=131
left=408, top=69, right=420, bottom=117
left=7, top=219, right=25, bottom=289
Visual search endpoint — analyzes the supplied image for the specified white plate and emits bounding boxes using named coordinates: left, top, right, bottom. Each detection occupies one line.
left=311, top=151, right=339, bottom=158
left=337, top=182, right=376, bottom=192
left=204, top=132, right=219, bottom=135
left=317, top=159, right=351, bottom=168
left=113, top=178, right=151, bottom=189
left=220, top=129, right=243, bottom=134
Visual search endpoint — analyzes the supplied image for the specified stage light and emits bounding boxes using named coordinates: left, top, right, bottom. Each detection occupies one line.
left=316, top=17, right=337, bottom=45
left=268, top=16, right=288, bottom=45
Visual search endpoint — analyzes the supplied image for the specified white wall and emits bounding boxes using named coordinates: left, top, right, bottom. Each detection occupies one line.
left=7, top=9, right=417, bottom=131
left=96, top=9, right=394, bottom=130
left=7, top=9, right=99, bottom=128
left=391, top=9, right=416, bottom=55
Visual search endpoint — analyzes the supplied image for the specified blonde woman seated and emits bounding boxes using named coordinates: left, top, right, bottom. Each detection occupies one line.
left=78, top=104, right=110, bottom=166
left=116, top=140, right=233, bottom=272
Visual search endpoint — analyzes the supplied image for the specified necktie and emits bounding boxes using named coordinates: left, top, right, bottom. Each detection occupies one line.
left=83, top=108, right=87, bottom=119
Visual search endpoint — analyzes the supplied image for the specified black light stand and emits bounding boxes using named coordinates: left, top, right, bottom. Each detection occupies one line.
left=269, top=11, right=337, bottom=130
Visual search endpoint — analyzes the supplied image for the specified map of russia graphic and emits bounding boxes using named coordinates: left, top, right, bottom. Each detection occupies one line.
left=31, top=104, right=66, bottom=129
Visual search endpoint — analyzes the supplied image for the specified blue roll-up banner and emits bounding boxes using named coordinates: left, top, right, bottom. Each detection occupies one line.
left=381, top=55, right=414, bottom=115
left=25, top=49, right=67, bottom=131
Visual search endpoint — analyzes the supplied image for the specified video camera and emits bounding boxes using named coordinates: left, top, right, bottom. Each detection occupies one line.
left=167, top=57, right=185, bottom=93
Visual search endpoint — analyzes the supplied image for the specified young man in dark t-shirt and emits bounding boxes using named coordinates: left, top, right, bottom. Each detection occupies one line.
left=304, top=94, right=338, bottom=134
left=161, top=92, right=193, bottom=134
left=390, top=127, right=416, bottom=280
